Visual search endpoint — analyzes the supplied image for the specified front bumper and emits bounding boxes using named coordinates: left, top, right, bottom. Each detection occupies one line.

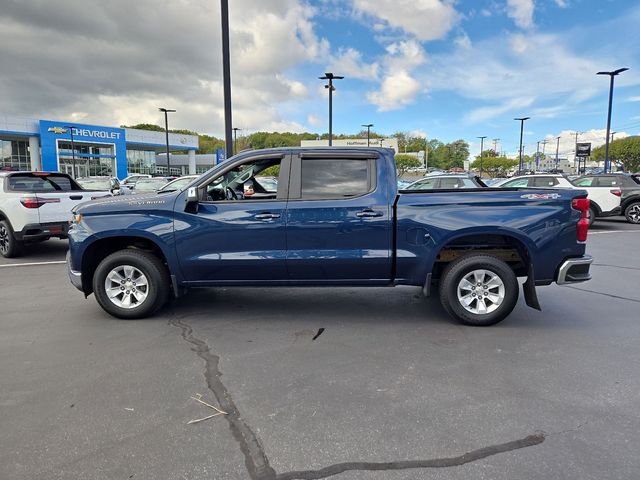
left=66, top=251, right=83, bottom=291
left=556, top=255, right=593, bottom=285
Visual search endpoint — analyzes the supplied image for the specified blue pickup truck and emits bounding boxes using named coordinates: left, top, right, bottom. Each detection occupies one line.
left=67, top=147, right=592, bottom=326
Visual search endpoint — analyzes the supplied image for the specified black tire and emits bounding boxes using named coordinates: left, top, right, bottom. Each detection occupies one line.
left=93, top=249, right=170, bottom=319
left=624, top=201, right=640, bottom=224
left=0, top=219, right=23, bottom=258
left=439, top=254, right=519, bottom=326
left=587, top=206, right=596, bottom=227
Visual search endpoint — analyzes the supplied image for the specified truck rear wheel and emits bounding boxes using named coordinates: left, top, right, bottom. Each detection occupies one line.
left=0, top=219, right=23, bottom=258
left=93, top=249, right=170, bottom=319
left=439, top=254, right=519, bottom=326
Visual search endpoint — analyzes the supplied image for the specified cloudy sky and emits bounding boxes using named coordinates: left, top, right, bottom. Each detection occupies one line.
left=1, top=0, right=639, bottom=156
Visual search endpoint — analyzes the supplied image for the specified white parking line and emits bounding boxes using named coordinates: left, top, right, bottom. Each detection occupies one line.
left=590, top=230, right=640, bottom=235
left=0, top=260, right=67, bottom=268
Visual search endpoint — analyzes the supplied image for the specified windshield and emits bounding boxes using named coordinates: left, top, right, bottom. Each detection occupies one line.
left=77, top=178, right=112, bottom=190
left=135, top=179, right=169, bottom=192
left=159, top=177, right=196, bottom=192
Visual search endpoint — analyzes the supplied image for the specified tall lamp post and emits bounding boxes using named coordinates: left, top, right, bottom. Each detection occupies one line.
left=220, top=0, right=233, bottom=158
left=514, top=117, right=530, bottom=173
left=555, top=136, right=561, bottom=171
left=64, top=125, right=77, bottom=178
left=535, top=141, right=541, bottom=171
left=232, top=127, right=241, bottom=155
left=597, top=68, right=628, bottom=173
left=493, top=138, right=500, bottom=156
left=477, top=136, right=486, bottom=177
left=159, top=108, right=175, bottom=175
left=319, top=72, right=343, bottom=146
left=362, top=123, right=373, bottom=147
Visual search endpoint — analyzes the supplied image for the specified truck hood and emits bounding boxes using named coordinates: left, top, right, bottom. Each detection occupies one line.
left=72, top=191, right=179, bottom=215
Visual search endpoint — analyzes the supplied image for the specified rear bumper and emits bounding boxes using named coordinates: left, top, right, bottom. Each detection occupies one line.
left=14, top=222, right=69, bottom=241
left=556, top=255, right=593, bottom=285
left=66, top=251, right=83, bottom=291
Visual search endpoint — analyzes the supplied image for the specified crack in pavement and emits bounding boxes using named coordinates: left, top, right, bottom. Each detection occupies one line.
left=275, top=434, right=545, bottom=480
left=564, top=286, right=640, bottom=304
left=170, top=317, right=545, bottom=480
left=169, top=317, right=277, bottom=480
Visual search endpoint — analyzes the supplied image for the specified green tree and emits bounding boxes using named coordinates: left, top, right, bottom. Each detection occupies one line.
left=591, top=136, right=640, bottom=172
left=394, top=154, right=421, bottom=176
left=470, top=156, right=518, bottom=177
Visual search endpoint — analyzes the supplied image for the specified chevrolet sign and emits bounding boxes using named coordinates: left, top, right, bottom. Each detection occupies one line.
left=47, top=127, right=68, bottom=134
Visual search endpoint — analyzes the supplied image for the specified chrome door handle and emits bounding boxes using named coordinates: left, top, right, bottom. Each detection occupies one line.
left=356, top=210, right=383, bottom=218
left=255, top=213, right=281, bottom=220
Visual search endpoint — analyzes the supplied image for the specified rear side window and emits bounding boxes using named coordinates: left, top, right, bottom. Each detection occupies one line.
left=503, top=178, right=530, bottom=187
left=532, top=177, right=559, bottom=187
left=300, top=159, right=372, bottom=199
left=573, top=177, right=594, bottom=187
left=595, top=176, right=619, bottom=187
left=8, top=174, right=80, bottom=192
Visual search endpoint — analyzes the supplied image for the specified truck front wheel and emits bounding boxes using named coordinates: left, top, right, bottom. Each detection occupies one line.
left=93, top=249, right=170, bottom=319
left=439, top=254, right=519, bottom=326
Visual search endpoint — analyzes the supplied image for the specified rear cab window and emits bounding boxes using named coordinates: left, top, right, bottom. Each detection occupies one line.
left=292, top=157, right=376, bottom=200
left=7, top=173, right=81, bottom=192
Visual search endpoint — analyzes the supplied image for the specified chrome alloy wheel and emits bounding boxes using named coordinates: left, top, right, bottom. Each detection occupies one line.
left=457, top=269, right=505, bottom=315
left=628, top=204, right=640, bottom=223
left=104, top=265, right=149, bottom=309
left=0, top=224, right=9, bottom=256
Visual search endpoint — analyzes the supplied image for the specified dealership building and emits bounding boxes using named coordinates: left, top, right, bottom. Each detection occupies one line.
left=0, top=115, right=199, bottom=179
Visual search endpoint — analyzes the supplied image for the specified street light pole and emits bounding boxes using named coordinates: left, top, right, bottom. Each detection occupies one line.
left=159, top=108, right=176, bottom=175
left=232, top=127, right=241, bottom=155
left=64, top=125, right=77, bottom=178
left=477, top=136, right=486, bottom=177
left=362, top=123, right=373, bottom=147
left=597, top=68, right=628, bottom=173
left=574, top=131, right=581, bottom=173
left=514, top=117, right=530, bottom=174
left=555, top=136, right=561, bottom=171
left=535, top=141, right=540, bottom=171
left=493, top=138, right=500, bottom=156
left=319, top=73, right=344, bottom=146
left=220, top=0, right=234, bottom=159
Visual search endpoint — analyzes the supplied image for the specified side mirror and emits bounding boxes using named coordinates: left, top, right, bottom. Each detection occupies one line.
left=185, top=187, right=199, bottom=213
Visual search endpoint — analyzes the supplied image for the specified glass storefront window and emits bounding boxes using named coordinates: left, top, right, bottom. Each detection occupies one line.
left=127, top=150, right=157, bottom=175
left=0, top=139, right=31, bottom=171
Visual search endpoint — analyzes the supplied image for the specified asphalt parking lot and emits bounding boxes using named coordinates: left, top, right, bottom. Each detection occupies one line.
left=2, top=218, right=640, bottom=480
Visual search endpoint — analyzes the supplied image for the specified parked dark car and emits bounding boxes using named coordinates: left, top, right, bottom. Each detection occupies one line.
left=573, top=174, right=640, bottom=224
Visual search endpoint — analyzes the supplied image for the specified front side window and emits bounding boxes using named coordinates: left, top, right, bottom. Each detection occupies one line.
left=300, top=159, right=371, bottom=199
left=203, top=157, right=282, bottom=201
left=573, top=177, right=594, bottom=187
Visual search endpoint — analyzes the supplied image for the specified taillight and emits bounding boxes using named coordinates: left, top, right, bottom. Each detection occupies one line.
left=610, top=189, right=622, bottom=197
left=20, top=197, right=61, bottom=208
left=571, top=197, right=590, bottom=242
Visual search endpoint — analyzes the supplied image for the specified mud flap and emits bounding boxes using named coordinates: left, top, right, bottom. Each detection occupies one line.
left=523, top=264, right=541, bottom=311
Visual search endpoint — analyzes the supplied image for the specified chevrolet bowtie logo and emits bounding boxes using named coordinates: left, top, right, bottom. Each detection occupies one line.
left=47, top=127, right=69, bottom=134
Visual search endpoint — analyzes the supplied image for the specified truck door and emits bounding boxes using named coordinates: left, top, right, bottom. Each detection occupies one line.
left=175, top=153, right=290, bottom=283
left=285, top=152, right=392, bottom=283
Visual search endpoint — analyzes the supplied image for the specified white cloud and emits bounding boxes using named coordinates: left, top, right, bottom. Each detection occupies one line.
left=327, top=48, right=379, bottom=80
left=538, top=129, right=629, bottom=157
left=465, top=97, right=534, bottom=123
left=454, top=33, right=472, bottom=49
left=367, top=71, right=421, bottom=111
left=352, top=0, right=459, bottom=41
left=506, top=0, right=535, bottom=29
left=307, top=114, right=322, bottom=127
left=554, top=0, right=568, bottom=7
left=384, top=40, right=427, bottom=70
left=627, top=96, right=640, bottom=102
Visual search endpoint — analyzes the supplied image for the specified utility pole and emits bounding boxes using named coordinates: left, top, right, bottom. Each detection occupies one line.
left=555, top=136, right=561, bottom=171
left=535, top=141, right=540, bottom=171
left=319, top=72, right=344, bottom=146
left=477, top=136, right=486, bottom=177
left=220, top=0, right=233, bottom=158
left=159, top=108, right=176, bottom=175
left=597, top=68, right=628, bottom=173
left=540, top=139, right=548, bottom=169
left=232, top=127, right=241, bottom=155
left=514, top=117, right=530, bottom=174
left=610, top=131, right=617, bottom=142
left=493, top=138, right=500, bottom=155
left=574, top=131, right=581, bottom=173
left=424, top=136, right=429, bottom=170
left=362, top=123, right=373, bottom=147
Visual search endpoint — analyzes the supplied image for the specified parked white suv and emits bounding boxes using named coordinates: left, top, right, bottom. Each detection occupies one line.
left=0, top=172, right=111, bottom=258
left=495, top=174, right=621, bottom=226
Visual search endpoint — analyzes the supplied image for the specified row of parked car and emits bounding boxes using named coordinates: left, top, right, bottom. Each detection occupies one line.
left=74, top=174, right=200, bottom=196
left=399, top=172, right=640, bottom=225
